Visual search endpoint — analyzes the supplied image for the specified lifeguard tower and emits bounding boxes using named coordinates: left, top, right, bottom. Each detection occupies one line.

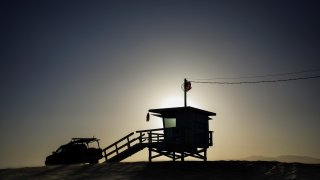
left=102, top=79, right=216, bottom=162
left=143, top=106, right=215, bottom=161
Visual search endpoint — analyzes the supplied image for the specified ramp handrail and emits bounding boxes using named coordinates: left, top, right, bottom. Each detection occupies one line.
left=102, top=132, right=145, bottom=161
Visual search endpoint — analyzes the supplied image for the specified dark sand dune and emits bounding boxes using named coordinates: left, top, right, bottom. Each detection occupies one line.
left=244, top=155, right=320, bottom=164
left=0, top=161, right=319, bottom=180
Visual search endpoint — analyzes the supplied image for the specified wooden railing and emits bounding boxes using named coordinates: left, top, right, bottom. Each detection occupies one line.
left=137, top=128, right=213, bottom=146
left=102, top=132, right=145, bottom=161
left=136, top=128, right=165, bottom=144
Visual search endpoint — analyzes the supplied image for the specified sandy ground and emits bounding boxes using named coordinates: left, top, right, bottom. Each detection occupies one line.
left=0, top=161, right=319, bottom=180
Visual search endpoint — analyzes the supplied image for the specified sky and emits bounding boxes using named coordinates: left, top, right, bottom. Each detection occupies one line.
left=1, top=0, right=320, bottom=168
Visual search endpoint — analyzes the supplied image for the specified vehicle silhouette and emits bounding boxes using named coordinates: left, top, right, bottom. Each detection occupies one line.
left=45, top=138, right=103, bottom=165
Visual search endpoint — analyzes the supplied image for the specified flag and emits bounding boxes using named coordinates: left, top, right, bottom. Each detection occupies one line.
left=184, top=81, right=192, bottom=92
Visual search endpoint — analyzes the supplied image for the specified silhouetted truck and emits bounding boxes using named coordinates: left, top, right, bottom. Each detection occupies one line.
left=45, top=138, right=103, bottom=165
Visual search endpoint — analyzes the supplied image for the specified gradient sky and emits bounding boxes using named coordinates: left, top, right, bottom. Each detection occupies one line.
left=1, top=0, right=320, bottom=168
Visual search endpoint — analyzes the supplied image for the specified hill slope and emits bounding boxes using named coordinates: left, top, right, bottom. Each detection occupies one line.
left=0, top=161, right=319, bottom=180
left=244, top=155, right=320, bottom=164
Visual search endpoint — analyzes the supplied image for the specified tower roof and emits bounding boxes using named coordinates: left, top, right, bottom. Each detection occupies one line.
left=149, top=106, right=216, bottom=117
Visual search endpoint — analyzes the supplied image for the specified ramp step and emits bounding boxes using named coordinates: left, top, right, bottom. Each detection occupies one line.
left=106, top=143, right=146, bottom=162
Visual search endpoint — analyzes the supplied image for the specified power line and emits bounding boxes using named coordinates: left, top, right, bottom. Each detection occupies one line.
left=188, top=68, right=320, bottom=81
left=189, top=75, right=320, bottom=85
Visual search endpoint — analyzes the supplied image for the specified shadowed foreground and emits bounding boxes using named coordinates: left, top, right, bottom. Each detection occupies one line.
left=0, top=161, right=319, bottom=180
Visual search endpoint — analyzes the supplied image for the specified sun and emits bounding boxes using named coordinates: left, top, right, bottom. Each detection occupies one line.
left=159, top=95, right=199, bottom=108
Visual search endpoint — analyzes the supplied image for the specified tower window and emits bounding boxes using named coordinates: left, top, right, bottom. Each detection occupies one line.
left=163, top=118, right=176, bottom=128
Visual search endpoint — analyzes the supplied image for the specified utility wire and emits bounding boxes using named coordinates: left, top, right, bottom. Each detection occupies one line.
left=190, top=75, right=320, bottom=85
left=188, top=68, right=320, bottom=81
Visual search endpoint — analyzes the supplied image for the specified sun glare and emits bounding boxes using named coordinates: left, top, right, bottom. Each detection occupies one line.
left=160, top=96, right=199, bottom=108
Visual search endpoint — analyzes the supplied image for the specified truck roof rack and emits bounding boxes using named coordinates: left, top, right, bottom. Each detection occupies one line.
left=71, top=138, right=100, bottom=144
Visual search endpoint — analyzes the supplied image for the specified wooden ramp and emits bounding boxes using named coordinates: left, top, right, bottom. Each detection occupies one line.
left=102, top=129, right=165, bottom=163
left=103, top=132, right=148, bottom=163
left=106, top=143, right=147, bottom=162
